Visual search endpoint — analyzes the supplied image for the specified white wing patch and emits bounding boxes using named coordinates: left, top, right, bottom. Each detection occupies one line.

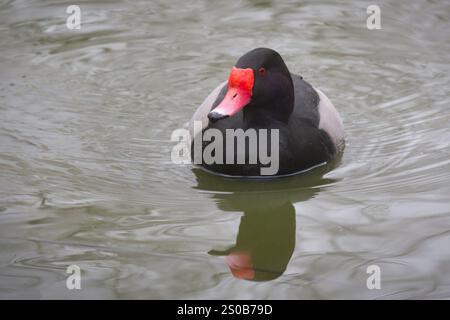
left=315, top=88, right=345, bottom=152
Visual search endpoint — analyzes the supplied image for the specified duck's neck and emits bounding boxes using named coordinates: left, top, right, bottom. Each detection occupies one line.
left=244, top=81, right=294, bottom=126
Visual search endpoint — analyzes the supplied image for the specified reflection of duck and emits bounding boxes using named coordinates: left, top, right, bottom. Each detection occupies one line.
left=193, top=164, right=339, bottom=281
left=210, top=202, right=295, bottom=281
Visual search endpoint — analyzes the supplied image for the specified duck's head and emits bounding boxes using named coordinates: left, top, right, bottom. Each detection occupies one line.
left=208, top=48, right=295, bottom=123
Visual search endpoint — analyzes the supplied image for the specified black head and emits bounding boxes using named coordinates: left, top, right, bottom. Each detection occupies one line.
left=208, top=48, right=295, bottom=123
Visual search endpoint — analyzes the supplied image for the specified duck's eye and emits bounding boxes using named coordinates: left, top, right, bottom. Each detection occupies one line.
left=258, top=67, right=266, bottom=76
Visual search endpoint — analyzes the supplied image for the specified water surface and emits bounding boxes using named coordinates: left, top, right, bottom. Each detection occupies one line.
left=0, top=0, right=450, bottom=299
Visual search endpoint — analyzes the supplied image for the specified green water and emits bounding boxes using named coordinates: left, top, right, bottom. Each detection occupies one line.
left=0, top=0, right=449, bottom=299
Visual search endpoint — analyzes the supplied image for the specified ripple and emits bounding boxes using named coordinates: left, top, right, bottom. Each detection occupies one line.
left=1, top=0, right=450, bottom=299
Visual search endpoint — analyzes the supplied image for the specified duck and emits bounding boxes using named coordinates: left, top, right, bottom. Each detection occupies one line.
left=188, top=47, right=345, bottom=177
